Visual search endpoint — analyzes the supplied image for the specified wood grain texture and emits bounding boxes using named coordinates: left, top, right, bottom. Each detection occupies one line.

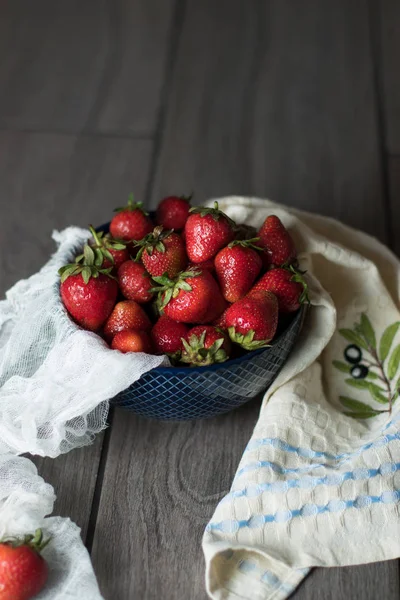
left=388, top=156, right=400, bottom=256
left=0, top=133, right=154, bottom=545
left=30, top=435, right=104, bottom=542
left=91, top=400, right=261, bottom=600
left=292, top=561, right=399, bottom=600
left=0, top=0, right=175, bottom=135
left=378, top=0, right=400, bottom=153
left=0, top=132, right=153, bottom=292
left=151, top=0, right=386, bottom=240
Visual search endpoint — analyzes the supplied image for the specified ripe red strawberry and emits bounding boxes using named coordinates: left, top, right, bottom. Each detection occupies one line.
left=118, top=260, right=154, bottom=304
left=251, top=267, right=308, bottom=313
left=153, top=268, right=220, bottom=323
left=151, top=315, right=189, bottom=355
left=135, top=226, right=187, bottom=278
left=104, top=300, right=152, bottom=340
left=59, top=245, right=118, bottom=331
left=258, top=215, right=297, bottom=266
left=203, top=287, right=229, bottom=324
left=156, top=195, right=191, bottom=231
left=109, top=194, right=153, bottom=242
left=215, top=239, right=263, bottom=302
left=225, top=290, right=278, bottom=350
left=111, top=330, right=153, bottom=353
left=212, top=307, right=229, bottom=329
left=185, top=202, right=236, bottom=263
left=188, top=258, right=215, bottom=274
left=180, top=326, right=231, bottom=366
left=79, top=226, right=129, bottom=270
left=0, top=529, right=49, bottom=600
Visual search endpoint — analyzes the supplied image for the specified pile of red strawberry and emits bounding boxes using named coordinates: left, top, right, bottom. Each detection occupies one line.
left=59, top=195, right=308, bottom=367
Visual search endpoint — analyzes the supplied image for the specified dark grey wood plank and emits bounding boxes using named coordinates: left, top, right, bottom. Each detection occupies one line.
left=0, top=0, right=175, bottom=135
left=30, top=435, right=104, bottom=542
left=92, top=1, right=398, bottom=599
left=151, top=0, right=385, bottom=241
left=0, top=132, right=153, bottom=292
left=378, top=0, right=400, bottom=153
left=91, top=400, right=261, bottom=600
left=388, top=156, right=400, bottom=256
left=292, top=561, right=399, bottom=600
left=0, top=132, right=154, bottom=544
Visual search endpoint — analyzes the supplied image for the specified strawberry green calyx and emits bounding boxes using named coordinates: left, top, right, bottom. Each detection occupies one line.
left=228, top=237, right=263, bottom=251
left=180, top=331, right=228, bottom=366
left=113, top=192, right=149, bottom=215
left=228, top=327, right=271, bottom=351
left=58, top=244, right=115, bottom=284
left=189, top=201, right=236, bottom=227
left=179, top=194, right=193, bottom=203
left=287, top=265, right=309, bottom=304
left=1, top=529, right=51, bottom=553
left=76, top=226, right=127, bottom=267
left=151, top=268, right=201, bottom=309
left=134, top=225, right=173, bottom=260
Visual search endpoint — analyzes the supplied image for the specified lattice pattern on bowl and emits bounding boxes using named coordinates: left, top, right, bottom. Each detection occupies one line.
left=111, top=306, right=305, bottom=421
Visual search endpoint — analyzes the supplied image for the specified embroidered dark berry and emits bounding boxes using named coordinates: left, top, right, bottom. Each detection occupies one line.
left=344, top=344, right=362, bottom=364
left=351, top=364, right=369, bottom=379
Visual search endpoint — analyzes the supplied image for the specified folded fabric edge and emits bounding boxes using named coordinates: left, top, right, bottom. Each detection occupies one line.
left=203, top=540, right=310, bottom=600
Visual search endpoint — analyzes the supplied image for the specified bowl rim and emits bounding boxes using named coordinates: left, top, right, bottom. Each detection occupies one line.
left=97, top=221, right=306, bottom=376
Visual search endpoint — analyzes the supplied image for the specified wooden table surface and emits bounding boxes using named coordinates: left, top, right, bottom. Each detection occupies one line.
left=1, top=1, right=400, bottom=598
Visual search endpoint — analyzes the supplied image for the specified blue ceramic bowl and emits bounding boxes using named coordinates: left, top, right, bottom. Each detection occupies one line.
left=98, top=220, right=305, bottom=421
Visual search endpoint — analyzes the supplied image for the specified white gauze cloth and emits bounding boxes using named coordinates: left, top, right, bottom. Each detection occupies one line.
left=0, top=454, right=103, bottom=600
left=0, top=226, right=165, bottom=457
left=0, top=226, right=167, bottom=598
left=203, top=197, right=400, bottom=600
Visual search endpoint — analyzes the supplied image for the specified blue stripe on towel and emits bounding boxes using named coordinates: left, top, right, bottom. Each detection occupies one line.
left=207, top=490, right=400, bottom=532
left=235, top=431, right=400, bottom=480
left=222, top=462, right=400, bottom=502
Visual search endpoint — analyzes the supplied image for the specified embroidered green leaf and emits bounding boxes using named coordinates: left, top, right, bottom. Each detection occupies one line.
left=345, top=378, right=370, bottom=390
left=388, top=344, right=400, bottom=380
left=339, top=396, right=383, bottom=419
left=366, top=370, right=379, bottom=380
left=338, top=329, right=368, bottom=350
left=368, top=384, right=389, bottom=404
left=340, top=396, right=375, bottom=412
left=393, top=377, right=400, bottom=404
left=360, top=314, right=376, bottom=349
left=379, top=322, right=400, bottom=362
left=332, top=360, right=351, bottom=374
left=344, top=411, right=383, bottom=420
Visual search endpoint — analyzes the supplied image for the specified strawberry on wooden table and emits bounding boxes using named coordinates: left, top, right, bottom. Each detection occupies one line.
left=225, top=290, right=279, bottom=350
left=180, top=325, right=231, bottom=366
left=251, top=266, right=308, bottom=313
left=135, top=226, right=187, bottom=279
left=215, top=238, right=263, bottom=302
left=104, top=300, right=152, bottom=340
left=82, top=226, right=129, bottom=270
left=59, top=244, right=118, bottom=331
left=152, top=268, right=221, bottom=324
left=111, top=330, right=153, bottom=353
left=118, top=260, right=154, bottom=303
left=151, top=315, right=189, bottom=356
left=156, top=195, right=191, bottom=231
left=184, top=202, right=236, bottom=263
left=109, top=194, right=153, bottom=242
left=258, top=215, right=297, bottom=266
left=0, top=529, right=49, bottom=600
